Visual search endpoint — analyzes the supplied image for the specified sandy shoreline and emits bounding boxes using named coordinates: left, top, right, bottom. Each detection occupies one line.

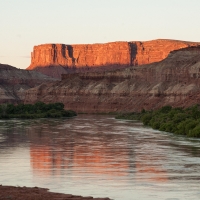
left=0, top=185, right=111, bottom=200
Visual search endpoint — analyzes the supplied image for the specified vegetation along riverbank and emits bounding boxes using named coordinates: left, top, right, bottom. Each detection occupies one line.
left=116, top=105, right=200, bottom=138
left=0, top=102, right=77, bottom=119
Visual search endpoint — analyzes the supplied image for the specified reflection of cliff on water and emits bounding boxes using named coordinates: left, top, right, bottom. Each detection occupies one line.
left=135, top=155, right=168, bottom=183
left=28, top=116, right=169, bottom=183
left=0, top=116, right=170, bottom=181
left=2, top=116, right=200, bottom=187
left=29, top=120, right=131, bottom=177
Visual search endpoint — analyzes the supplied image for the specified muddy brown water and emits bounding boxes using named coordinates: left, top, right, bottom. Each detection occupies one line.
left=0, top=115, right=200, bottom=200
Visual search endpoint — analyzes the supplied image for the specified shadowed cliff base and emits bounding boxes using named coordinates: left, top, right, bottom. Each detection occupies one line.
left=31, top=64, right=131, bottom=79
left=26, top=39, right=200, bottom=79
left=24, top=46, right=200, bottom=113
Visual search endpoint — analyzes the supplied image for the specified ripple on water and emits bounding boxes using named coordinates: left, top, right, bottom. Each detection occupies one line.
left=0, top=115, right=200, bottom=200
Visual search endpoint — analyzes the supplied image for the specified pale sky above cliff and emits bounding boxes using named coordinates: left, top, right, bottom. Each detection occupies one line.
left=1, top=0, right=200, bottom=69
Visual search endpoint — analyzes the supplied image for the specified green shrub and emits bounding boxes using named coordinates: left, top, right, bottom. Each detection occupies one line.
left=159, top=105, right=172, bottom=113
left=158, top=122, right=175, bottom=132
left=172, top=113, right=188, bottom=124
left=0, top=102, right=76, bottom=119
left=165, top=122, right=176, bottom=132
left=188, top=125, right=200, bottom=137
left=152, top=121, right=160, bottom=129
left=185, top=120, right=198, bottom=135
left=141, top=113, right=152, bottom=125
left=115, top=105, right=200, bottom=137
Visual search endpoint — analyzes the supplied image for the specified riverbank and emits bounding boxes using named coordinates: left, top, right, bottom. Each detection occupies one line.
left=116, top=105, right=200, bottom=137
left=0, top=185, right=111, bottom=200
left=0, top=102, right=77, bottom=119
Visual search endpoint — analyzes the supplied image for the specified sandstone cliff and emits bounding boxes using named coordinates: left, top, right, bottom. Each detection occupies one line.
left=0, top=64, right=56, bottom=104
left=27, top=39, right=200, bottom=79
left=24, top=46, right=200, bottom=113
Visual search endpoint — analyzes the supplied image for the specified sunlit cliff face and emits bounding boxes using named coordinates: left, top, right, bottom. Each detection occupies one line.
left=27, top=40, right=200, bottom=79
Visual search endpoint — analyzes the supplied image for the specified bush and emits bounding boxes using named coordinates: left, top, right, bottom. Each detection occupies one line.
left=188, top=125, right=200, bottom=137
left=0, top=102, right=77, bottom=119
left=141, top=113, right=152, bottom=125
left=152, top=121, right=160, bottom=129
left=159, top=105, right=172, bottom=113
left=172, top=113, right=188, bottom=124
left=159, top=122, right=175, bottom=132
left=115, top=104, right=200, bottom=138
left=185, top=120, right=198, bottom=135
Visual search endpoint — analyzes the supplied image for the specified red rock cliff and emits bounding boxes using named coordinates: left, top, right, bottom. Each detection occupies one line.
left=24, top=46, right=200, bottom=113
left=27, top=39, right=200, bottom=79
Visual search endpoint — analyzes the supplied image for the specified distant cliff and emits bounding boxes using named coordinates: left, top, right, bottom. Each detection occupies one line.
left=0, top=64, right=56, bottom=104
left=27, top=39, right=200, bottom=79
left=24, top=46, right=200, bottom=113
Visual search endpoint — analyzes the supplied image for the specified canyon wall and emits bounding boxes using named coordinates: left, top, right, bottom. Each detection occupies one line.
left=27, top=39, right=200, bottom=79
left=24, top=46, right=200, bottom=113
left=0, top=64, right=56, bottom=104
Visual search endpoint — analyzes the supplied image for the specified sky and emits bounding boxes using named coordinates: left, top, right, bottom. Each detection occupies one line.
left=1, top=0, right=200, bottom=69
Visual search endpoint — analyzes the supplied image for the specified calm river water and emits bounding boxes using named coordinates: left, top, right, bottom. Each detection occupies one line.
left=0, top=115, right=200, bottom=200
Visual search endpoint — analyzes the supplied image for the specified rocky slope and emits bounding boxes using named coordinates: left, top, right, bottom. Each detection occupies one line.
left=24, top=46, right=200, bottom=113
left=27, top=39, right=200, bottom=79
left=0, top=64, right=56, bottom=104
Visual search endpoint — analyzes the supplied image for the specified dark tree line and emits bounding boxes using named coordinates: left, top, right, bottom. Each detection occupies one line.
left=0, top=102, right=77, bottom=119
left=116, top=105, right=200, bottom=138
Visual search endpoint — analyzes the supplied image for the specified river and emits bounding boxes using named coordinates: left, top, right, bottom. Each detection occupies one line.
left=0, top=115, right=200, bottom=200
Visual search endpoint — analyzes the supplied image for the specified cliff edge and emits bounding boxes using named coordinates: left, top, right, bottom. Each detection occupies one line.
left=27, top=39, right=200, bottom=79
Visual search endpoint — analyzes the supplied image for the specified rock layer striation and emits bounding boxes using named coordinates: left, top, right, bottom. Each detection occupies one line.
left=27, top=39, right=200, bottom=78
left=0, top=64, right=56, bottom=104
left=24, top=46, right=200, bottom=113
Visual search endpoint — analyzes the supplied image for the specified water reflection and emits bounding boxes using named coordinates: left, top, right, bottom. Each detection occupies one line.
left=135, top=155, right=168, bottom=183
left=1, top=115, right=200, bottom=200
left=29, top=118, right=131, bottom=177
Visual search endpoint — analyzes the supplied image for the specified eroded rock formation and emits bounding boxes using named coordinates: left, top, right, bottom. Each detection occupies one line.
left=0, top=64, right=56, bottom=104
left=27, top=39, right=200, bottom=79
left=24, top=46, right=200, bottom=113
